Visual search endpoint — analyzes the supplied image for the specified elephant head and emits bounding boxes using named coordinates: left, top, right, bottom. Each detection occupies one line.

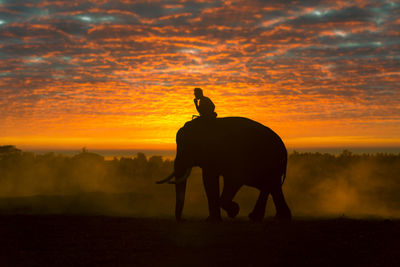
left=156, top=125, right=198, bottom=221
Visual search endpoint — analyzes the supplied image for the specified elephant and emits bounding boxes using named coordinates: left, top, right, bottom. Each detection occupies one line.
left=157, top=116, right=291, bottom=222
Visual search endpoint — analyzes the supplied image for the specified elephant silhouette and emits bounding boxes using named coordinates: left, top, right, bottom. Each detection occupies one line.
left=157, top=117, right=291, bottom=222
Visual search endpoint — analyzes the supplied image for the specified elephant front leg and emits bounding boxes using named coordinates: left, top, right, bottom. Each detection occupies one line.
left=202, top=169, right=221, bottom=222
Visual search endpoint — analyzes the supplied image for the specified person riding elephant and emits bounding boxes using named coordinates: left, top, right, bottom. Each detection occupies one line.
left=193, top=88, right=217, bottom=119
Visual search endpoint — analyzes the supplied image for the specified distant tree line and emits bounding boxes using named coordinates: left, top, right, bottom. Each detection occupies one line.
left=0, top=145, right=174, bottom=196
left=286, top=150, right=400, bottom=216
left=1, top=145, right=400, bottom=217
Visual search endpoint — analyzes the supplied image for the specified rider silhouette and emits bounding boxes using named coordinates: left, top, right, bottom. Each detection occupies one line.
left=193, top=88, right=217, bottom=119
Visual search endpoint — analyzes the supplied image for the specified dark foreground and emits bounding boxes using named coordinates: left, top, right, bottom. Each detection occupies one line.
left=1, top=215, right=399, bottom=267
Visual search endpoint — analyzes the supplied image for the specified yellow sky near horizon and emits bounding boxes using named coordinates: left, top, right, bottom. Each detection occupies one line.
left=2, top=86, right=399, bottom=150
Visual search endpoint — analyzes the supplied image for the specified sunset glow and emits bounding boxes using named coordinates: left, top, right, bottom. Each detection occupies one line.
left=1, top=0, right=399, bottom=150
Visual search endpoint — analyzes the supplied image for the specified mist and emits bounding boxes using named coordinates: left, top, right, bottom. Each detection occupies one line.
left=0, top=146, right=399, bottom=218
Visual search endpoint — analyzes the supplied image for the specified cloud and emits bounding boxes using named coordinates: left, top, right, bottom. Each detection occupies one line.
left=0, top=0, right=399, bottom=148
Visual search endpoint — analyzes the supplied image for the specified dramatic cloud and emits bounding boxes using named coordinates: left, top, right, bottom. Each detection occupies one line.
left=0, top=0, right=399, bottom=149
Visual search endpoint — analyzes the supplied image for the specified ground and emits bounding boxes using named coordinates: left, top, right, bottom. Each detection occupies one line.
left=1, top=215, right=399, bottom=266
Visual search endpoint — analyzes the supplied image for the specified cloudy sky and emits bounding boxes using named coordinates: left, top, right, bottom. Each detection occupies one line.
left=0, top=0, right=399, bottom=150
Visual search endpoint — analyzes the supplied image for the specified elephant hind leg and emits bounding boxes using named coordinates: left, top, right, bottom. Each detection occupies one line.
left=249, top=190, right=269, bottom=222
left=271, top=186, right=291, bottom=220
left=220, top=179, right=241, bottom=218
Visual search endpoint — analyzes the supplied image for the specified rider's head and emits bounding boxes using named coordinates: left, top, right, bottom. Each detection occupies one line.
left=194, top=88, right=203, bottom=99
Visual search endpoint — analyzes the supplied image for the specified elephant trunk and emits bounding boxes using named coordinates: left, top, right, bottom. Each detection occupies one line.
left=174, top=167, right=192, bottom=221
left=175, top=180, right=187, bottom=221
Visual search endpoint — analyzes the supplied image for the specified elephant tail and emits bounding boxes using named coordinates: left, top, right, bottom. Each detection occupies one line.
left=281, top=155, right=287, bottom=185
left=281, top=167, right=287, bottom=185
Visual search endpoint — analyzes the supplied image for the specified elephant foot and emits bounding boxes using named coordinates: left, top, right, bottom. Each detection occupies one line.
left=275, top=210, right=292, bottom=221
left=205, top=216, right=222, bottom=223
left=221, top=201, right=239, bottom=218
left=227, top=202, right=240, bottom=218
left=248, top=211, right=264, bottom=222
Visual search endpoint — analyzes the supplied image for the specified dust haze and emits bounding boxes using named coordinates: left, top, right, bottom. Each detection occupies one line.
left=1, top=146, right=399, bottom=218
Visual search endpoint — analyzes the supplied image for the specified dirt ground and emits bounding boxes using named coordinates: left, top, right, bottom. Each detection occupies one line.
left=1, top=215, right=399, bottom=267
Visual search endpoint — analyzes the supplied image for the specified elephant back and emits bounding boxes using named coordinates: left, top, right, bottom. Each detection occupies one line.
left=180, top=117, right=287, bottom=173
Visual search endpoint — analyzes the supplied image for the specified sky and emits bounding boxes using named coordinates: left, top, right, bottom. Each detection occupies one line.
left=0, top=0, right=399, bottom=150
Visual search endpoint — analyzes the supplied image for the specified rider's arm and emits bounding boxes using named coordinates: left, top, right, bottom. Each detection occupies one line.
left=194, top=98, right=200, bottom=113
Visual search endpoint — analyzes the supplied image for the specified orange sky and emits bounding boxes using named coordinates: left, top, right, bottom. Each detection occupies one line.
left=1, top=0, right=399, bottom=150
